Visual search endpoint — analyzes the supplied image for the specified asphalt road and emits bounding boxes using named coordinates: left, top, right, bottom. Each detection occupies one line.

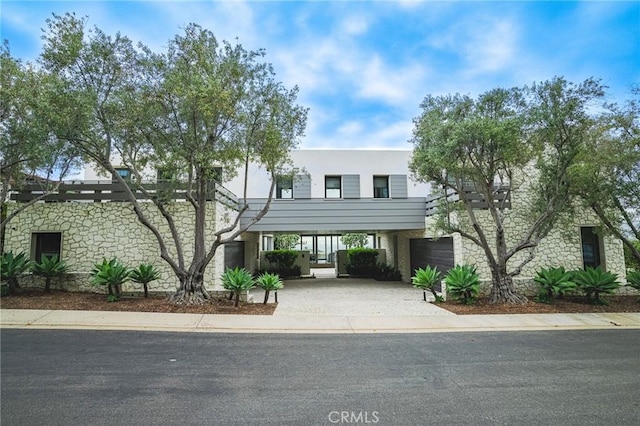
left=1, top=329, right=639, bottom=425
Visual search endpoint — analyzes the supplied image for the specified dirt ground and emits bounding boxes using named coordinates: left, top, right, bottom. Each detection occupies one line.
left=438, top=295, right=640, bottom=315
left=0, top=289, right=276, bottom=315
left=1, top=288, right=638, bottom=315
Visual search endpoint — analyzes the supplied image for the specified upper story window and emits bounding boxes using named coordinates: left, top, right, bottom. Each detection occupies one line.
left=276, top=176, right=293, bottom=199
left=157, top=168, right=174, bottom=181
left=325, top=176, right=342, bottom=198
left=373, top=176, right=389, bottom=198
left=203, top=167, right=223, bottom=183
left=114, top=167, right=131, bottom=181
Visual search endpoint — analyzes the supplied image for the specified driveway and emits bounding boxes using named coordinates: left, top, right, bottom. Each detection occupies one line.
left=250, top=276, right=454, bottom=316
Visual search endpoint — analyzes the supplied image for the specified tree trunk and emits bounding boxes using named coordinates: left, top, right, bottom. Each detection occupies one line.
left=263, top=290, right=270, bottom=304
left=169, top=270, right=210, bottom=305
left=45, top=277, right=51, bottom=293
left=489, top=269, right=528, bottom=304
left=234, top=291, right=240, bottom=307
left=143, top=283, right=148, bottom=298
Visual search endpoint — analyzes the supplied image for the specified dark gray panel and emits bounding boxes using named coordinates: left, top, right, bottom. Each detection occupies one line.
left=389, top=175, right=408, bottom=198
left=342, top=174, right=360, bottom=199
left=224, top=241, right=245, bottom=270
left=293, top=174, right=311, bottom=199
left=409, top=238, right=455, bottom=291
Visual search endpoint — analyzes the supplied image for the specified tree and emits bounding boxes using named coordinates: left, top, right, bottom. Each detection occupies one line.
left=340, top=233, right=368, bottom=249
left=0, top=42, right=83, bottom=254
left=410, top=77, right=606, bottom=304
left=274, top=234, right=300, bottom=250
left=41, top=15, right=307, bottom=304
left=570, top=89, right=640, bottom=267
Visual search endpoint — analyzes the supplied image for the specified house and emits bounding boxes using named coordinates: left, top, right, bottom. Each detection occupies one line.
left=3, top=149, right=629, bottom=296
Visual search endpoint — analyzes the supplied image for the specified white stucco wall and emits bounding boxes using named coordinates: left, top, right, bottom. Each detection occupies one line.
left=222, top=149, right=432, bottom=199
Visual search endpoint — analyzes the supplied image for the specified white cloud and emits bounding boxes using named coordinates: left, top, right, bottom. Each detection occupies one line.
left=356, top=55, right=428, bottom=107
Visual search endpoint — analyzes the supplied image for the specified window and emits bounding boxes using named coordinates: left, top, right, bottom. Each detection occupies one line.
left=32, top=232, right=62, bottom=263
left=276, top=176, right=293, bottom=199
left=581, top=227, right=601, bottom=269
left=325, top=176, right=341, bottom=198
left=373, top=176, right=389, bottom=198
left=157, top=168, right=174, bottom=181
left=202, top=167, right=223, bottom=183
left=114, top=167, right=131, bottom=181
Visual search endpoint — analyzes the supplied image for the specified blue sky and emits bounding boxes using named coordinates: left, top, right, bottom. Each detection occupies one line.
left=2, top=1, right=639, bottom=149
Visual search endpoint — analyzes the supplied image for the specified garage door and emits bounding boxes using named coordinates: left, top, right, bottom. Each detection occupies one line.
left=410, top=238, right=454, bottom=291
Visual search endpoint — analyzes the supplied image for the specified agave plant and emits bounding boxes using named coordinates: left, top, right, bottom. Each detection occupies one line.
left=130, top=264, right=161, bottom=298
left=221, top=267, right=255, bottom=307
left=90, top=258, right=131, bottom=301
left=625, top=270, right=640, bottom=301
left=627, top=270, right=640, bottom=290
left=573, top=267, right=620, bottom=304
left=444, top=264, right=480, bottom=305
left=412, top=266, right=443, bottom=302
left=31, top=255, right=68, bottom=293
left=1, top=251, right=32, bottom=295
left=533, top=266, right=576, bottom=303
left=255, top=272, right=284, bottom=304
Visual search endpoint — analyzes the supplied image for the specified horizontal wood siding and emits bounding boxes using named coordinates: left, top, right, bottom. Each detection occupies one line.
left=293, top=174, right=311, bottom=199
left=389, top=175, right=408, bottom=198
left=240, top=198, right=426, bottom=232
left=342, top=174, right=360, bottom=199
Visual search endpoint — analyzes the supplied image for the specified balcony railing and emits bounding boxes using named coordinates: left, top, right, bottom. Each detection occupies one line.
left=425, top=185, right=511, bottom=217
left=9, top=180, right=239, bottom=210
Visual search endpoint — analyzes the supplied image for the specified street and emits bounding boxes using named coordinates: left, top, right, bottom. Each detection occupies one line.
left=2, top=329, right=639, bottom=425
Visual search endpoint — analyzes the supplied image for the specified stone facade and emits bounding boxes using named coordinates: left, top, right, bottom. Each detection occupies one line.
left=4, top=201, right=234, bottom=294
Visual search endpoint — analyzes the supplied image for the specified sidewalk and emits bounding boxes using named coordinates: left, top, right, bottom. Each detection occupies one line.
left=2, top=309, right=639, bottom=334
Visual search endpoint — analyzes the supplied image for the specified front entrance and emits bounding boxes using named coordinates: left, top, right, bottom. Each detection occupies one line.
left=264, top=234, right=376, bottom=268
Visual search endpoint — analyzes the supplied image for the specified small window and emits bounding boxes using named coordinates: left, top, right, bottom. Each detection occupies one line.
left=325, top=176, right=341, bottom=198
left=581, top=227, right=601, bottom=269
left=32, top=232, right=62, bottom=263
left=276, top=176, right=293, bottom=199
left=201, top=167, right=223, bottom=183
left=374, top=176, right=389, bottom=198
left=114, top=167, right=131, bottom=182
left=157, top=168, right=174, bottom=181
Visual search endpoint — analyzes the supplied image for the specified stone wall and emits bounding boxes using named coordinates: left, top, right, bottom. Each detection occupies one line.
left=4, top=201, right=233, bottom=294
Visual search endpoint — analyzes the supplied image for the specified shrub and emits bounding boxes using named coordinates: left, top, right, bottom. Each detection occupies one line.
left=130, top=264, right=161, bottom=298
left=1, top=251, right=32, bottom=295
left=90, top=258, right=131, bottom=301
left=31, top=255, right=68, bottom=293
left=255, top=272, right=284, bottom=304
left=264, top=250, right=300, bottom=278
left=412, top=266, right=444, bottom=302
left=221, top=267, right=255, bottom=307
left=444, top=264, right=480, bottom=305
left=346, top=247, right=379, bottom=278
left=573, top=267, right=620, bottom=304
left=374, top=263, right=402, bottom=281
left=533, top=266, right=576, bottom=303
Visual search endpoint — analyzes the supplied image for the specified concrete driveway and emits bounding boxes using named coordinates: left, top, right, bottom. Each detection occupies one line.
left=250, top=276, right=454, bottom=316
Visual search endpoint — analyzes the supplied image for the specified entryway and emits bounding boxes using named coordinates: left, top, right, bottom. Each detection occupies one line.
left=250, top=276, right=453, bottom=316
